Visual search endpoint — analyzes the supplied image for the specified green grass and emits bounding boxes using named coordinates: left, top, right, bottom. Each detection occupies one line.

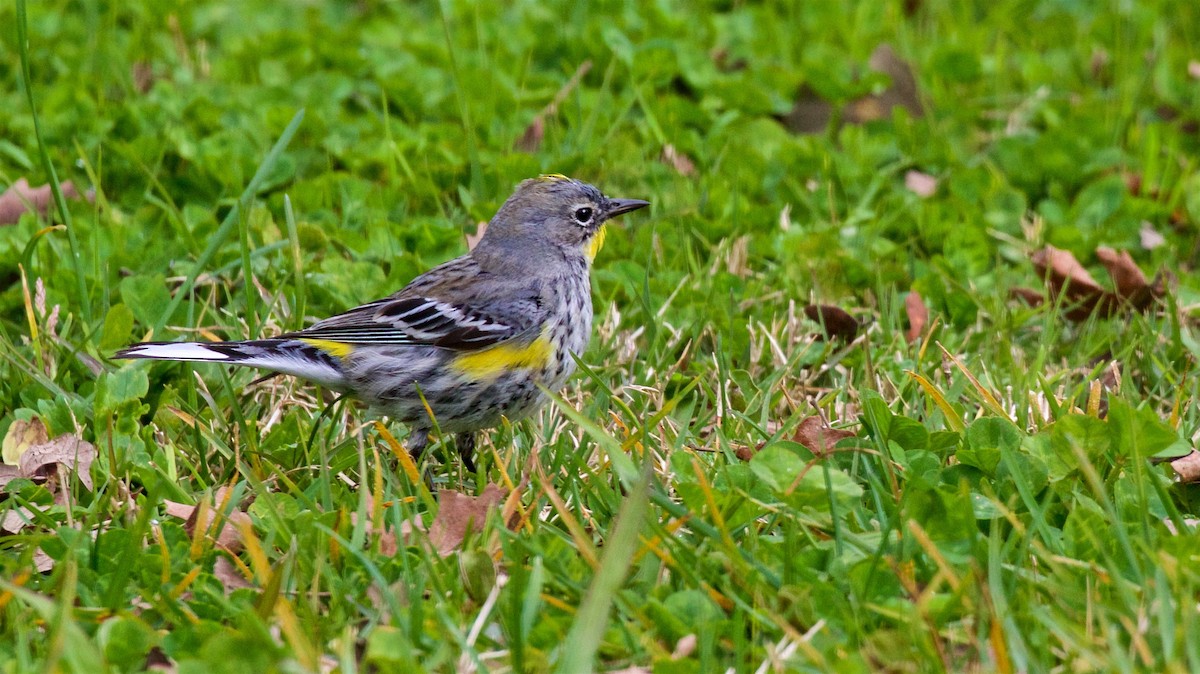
left=3, top=0, right=1200, bottom=671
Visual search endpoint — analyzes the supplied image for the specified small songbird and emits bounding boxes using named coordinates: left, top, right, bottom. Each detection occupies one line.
left=115, top=175, right=649, bottom=471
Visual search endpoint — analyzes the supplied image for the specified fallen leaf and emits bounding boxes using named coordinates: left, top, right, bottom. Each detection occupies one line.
left=514, top=116, right=544, bottom=153
left=661, top=144, right=696, bottom=177
left=144, top=646, right=176, bottom=673
left=904, top=170, right=937, bottom=198
left=0, top=178, right=91, bottom=225
left=846, top=44, right=924, bottom=123
left=793, top=416, right=856, bottom=456
left=2, top=417, right=50, bottom=465
left=710, top=47, right=747, bottom=73
left=213, top=555, right=253, bottom=594
left=465, top=221, right=488, bottom=251
left=779, top=203, right=793, bottom=231
left=1031, top=245, right=1106, bottom=297
left=513, top=60, right=591, bottom=153
left=1030, top=245, right=1115, bottom=319
left=1163, top=516, right=1200, bottom=535
left=803, top=304, right=860, bottom=341
left=162, top=500, right=195, bottom=519
left=672, top=634, right=698, bottom=660
left=1095, top=246, right=1154, bottom=309
left=349, top=510, right=419, bottom=556
left=733, top=443, right=762, bottom=462
left=780, top=44, right=922, bottom=134
left=33, top=549, right=55, bottom=573
left=132, top=61, right=156, bottom=94
left=1009, top=287, right=1045, bottom=307
left=776, top=86, right=835, bottom=134
left=904, top=291, right=929, bottom=343
left=3, top=433, right=97, bottom=492
left=1171, top=451, right=1200, bottom=483
left=428, top=484, right=507, bottom=556
left=1, top=506, right=37, bottom=534
left=1139, top=222, right=1165, bottom=250
left=164, top=487, right=251, bottom=554
left=1090, top=48, right=1111, bottom=82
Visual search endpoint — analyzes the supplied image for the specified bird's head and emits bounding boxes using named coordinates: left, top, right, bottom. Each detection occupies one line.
left=479, top=175, right=650, bottom=263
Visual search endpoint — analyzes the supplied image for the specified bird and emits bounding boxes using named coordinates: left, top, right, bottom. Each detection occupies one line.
left=115, top=175, right=650, bottom=471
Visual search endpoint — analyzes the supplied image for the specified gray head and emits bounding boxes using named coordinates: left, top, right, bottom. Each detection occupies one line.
left=475, top=175, right=649, bottom=263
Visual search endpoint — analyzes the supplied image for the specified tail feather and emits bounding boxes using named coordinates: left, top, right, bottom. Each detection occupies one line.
left=114, top=339, right=347, bottom=389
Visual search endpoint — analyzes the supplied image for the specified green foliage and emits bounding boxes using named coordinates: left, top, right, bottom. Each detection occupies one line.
left=2, top=0, right=1200, bottom=671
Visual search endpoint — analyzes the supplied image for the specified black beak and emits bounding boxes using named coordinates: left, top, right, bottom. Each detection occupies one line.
left=606, top=198, right=651, bottom=218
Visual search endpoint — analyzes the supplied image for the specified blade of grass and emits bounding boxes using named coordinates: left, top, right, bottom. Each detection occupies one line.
left=152, top=108, right=305, bottom=335
left=554, top=458, right=652, bottom=674
left=16, top=0, right=92, bottom=324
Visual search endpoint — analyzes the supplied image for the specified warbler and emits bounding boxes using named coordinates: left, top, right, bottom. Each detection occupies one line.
left=116, top=175, right=649, bottom=471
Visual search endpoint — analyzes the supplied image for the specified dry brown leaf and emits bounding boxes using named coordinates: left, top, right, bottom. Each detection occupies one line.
left=673, top=634, right=698, bottom=660
left=33, top=549, right=55, bottom=573
left=428, top=484, right=507, bottom=556
left=1090, top=49, right=1111, bottom=82
left=162, top=500, right=195, bottom=519
left=803, top=304, right=860, bottom=341
left=0, top=178, right=90, bottom=225
left=144, top=646, right=176, bottom=672
left=514, top=116, right=544, bottom=153
left=466, top=221, right=488, bottom=251
left=1139, top=222, right=1166, bottom=250
left=1009, top=287, right=1045, bottom=307
left=904, top=291, right=929, bottom=343
left=661, top=144, right=697, bottom=177
left=1031, top=245, right=1106, bottom=297
left=6, top=434, right=97, bottom=492
left=514, top=60, right=592, bottom=153
left=3, top=417, right=50, bottom=465
left=793, top=416, right=856, bottom=456
left=213, top=555, right=253, bottom=594
left=1031, top=245, right=1116, bottom=319
left=1, top=506, right=37, bottom=534
left=733, top=443, right=761, bottom=461
left=0, top=465, right=18, bottom=490
left=349, top=511, right=420, bottom=556
left=1095, top=246, right=1154, bottom=308
left=165, top=488, right=251, bottom=554
left=1163, top=516, right=1200, bottom=535
left=1027, top=245, right=1164, bottom=320
left=1171, top=451, right=1200, bottom=483
left=781, top=44, right=922, bottom=134
left=132, top=61, right=156, bottom=94
left=776, top=86, right=835, bottom=134
left=846, top=44, right=924, bottom=123
left=904, top=170, right=937, bottom=198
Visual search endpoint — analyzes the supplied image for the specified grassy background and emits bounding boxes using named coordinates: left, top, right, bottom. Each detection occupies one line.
left=3, top=0, right=1200, bottom=671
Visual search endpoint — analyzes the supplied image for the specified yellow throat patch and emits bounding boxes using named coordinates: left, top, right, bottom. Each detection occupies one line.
left=586, top=224, right=607, bottom=262
left=450, top=326, right=553, bottom=382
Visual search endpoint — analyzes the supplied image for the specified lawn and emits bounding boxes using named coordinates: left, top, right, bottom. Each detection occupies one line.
left=3, top=0, right=1200, bottom=672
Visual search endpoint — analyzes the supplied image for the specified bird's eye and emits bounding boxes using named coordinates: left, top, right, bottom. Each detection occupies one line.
left=573, top=207, right=593, bottom=223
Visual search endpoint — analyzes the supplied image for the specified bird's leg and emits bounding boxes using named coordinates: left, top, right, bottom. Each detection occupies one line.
left=406, top=427, right=430, bottom=462
left=455, top=433, right=477, bottom=473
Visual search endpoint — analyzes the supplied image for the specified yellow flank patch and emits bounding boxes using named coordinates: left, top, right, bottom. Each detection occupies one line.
left=586, top=224, right=607, bottom=261
left=450, top=328, right=553, bottom=381
left=299, top=338, right=356, bottom=359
